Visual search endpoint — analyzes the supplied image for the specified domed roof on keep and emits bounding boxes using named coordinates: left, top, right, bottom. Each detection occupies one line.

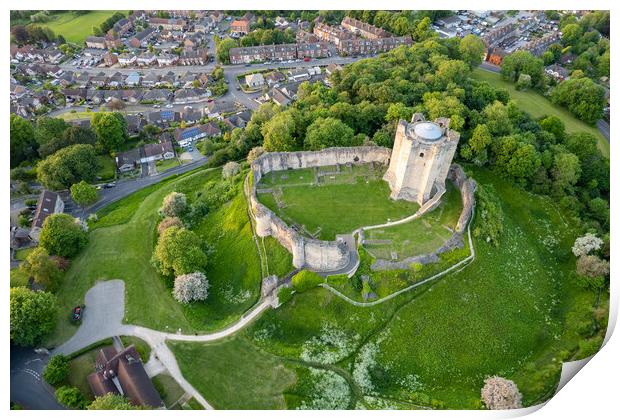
left=413, top=122, right=443, bottom=141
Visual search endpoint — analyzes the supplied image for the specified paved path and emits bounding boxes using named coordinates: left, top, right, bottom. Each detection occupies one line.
left=53, top=279, right=277, bottom=410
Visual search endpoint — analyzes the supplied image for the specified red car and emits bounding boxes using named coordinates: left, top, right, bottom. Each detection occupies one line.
left=72, top=305, right=84, bottom=323
left=303, top=57, right=311, bottom=62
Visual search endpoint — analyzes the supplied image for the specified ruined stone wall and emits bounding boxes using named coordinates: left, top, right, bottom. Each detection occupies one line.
left=447, top=164, right=476, bottom=234
left=250, top=147, right=391, bottom=273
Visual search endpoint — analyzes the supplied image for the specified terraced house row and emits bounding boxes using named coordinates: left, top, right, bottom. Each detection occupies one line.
left=229, top=42, right=330, bottom=64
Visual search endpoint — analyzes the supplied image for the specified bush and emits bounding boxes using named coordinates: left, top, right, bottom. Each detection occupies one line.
left=157, top=216, right=184, bottom=236
left=55, top=386, right=86, bottom=409
left=151, top=226, right=208, bottom=277
left=222, top=161, right=241, bottom=179
left=291, top=270, right=324, bottom=292
left=43, top=355, right=70, bottom=386
left=572, top=233, right=603, bottom=257
left=277, top=287, right=295, bottom=305
left=480, top=376, right=522, bottom=409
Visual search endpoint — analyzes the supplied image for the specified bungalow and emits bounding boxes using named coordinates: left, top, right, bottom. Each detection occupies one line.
left=205, top=100, right=237, bottom=119
left=140, top=141, right=176, bottom=163
left=107, top=72, right=126, bottom=88
left=85, top=36, right=106, bottom=49
left=264, top=71, right=286, bottom=86
left=30, top=190, right=64, bottom=241
left=173, top=88, right=210, bottom=104
left=147, top=109, right=180, bottom=125
left=223, top=113, right=249, bottom=130
left=157, top=72, right=177, bottom=87
left=287, top=68, right=311, bottom=82
left=87, top=345, right=164, bottom=408
left=125, top=72, right=141, bottom=86
left=174, top=122, right=221, bottom=147
left=116, top=148, right=141, bottom=172
left=180, top=107, right=203, bottom=123
left=76, top=72, right=92, bottom=88
left=61, top=88, right=87, bottom=103
left=90, top=72, right=109, bottom=87
left=195, top=16, right=216, bottom=33
left=142, top=89, right=172, bottom=103
left=245, top=73, right=265, bottom=88
left=125, top=114, right=147, bottom=135
left=268, top=86, right=292, bottom=107
left=141, top=72, right=161, bottom=87
left=120, top=89, right=144, bottom=104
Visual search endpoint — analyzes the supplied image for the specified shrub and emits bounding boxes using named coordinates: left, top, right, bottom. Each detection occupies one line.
left=88, top=394, right=139, bottom=410
left=480, top=376, right=522, bottom=410
left=576, top=255, right=609, bottom=279
left=159, top=192, right=187, bottom=217
left=55, top=386, right=86, bottom=409
left=173, top=272, right=210, bottom=304
left=473, top=184, right=504, bottom=246
left=43, top=354, right=70, bottom=386
left=277, top=287, right=295, bottom=305
left=291, top=270, right=324, bottom=292
left=157, top=216, right=184, bottom=236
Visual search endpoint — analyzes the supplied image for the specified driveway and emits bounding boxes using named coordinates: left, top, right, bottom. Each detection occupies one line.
left=53, top=280, right=125, bottom=356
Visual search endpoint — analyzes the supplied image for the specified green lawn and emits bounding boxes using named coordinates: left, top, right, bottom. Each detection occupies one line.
left=50, top=168, right=291, bottom=346
left=96, top=155, right=116, bottom=181
left=170, top=166, right=599, bottom=409
left=364, top=182, right=462, bottom=259
left=472, top=68, right=609, bottom=157
left=257, top=164, right=419, bottom=240
left=156, top=158, right=181, bottom=173
left=121, top=336, right=151, bottom=361
left=169, top=337, right=297, bottom=409
left=66, top=340, right=113, bottom=400
left=14, top=247, right=35, bottom=261
left=57, top=111, right=96, bottom=122
left=152, top=374, right=186, bottom=408
left=39, top=11, right=126, bottom=44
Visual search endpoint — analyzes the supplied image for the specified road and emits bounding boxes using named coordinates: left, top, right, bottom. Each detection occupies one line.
left=10, top=347, right=64, bottom=409
left=73, top=156, right=209, bottom=217
left=477, top=63, right=610, bottom=143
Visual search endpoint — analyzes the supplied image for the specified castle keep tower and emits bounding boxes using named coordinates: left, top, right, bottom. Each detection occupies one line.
left=383, top=113, right=460, bottom=205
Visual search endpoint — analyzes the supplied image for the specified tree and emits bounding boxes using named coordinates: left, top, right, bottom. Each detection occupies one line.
left=39, top=214, right=88, bottom=258
left=43, top=355, right=70, bottom=386
left=515, top=73, right=531, bottom=90
left=70, top=181, right=98, bottom=209
left=55, top=386, right=86, bottom=409
left=481, top=376, right=523, bottom=410
left=539, top=116, right=565, bottom=143
left=500, top=50, right=544, bottom=87
left=261, top=111, right=299, bottom=151
left=159, top=192, right=188, bottom=217
left=91, top=112, right=127, bottom=152
left=38, top=126, right=96, bottom=158
left=304, top=117, right=355, bottom=150
left=21, top=247, right=62, bottom=291
left=88, top=394, right=139, bottom=410
left=152, top=226, right=208, bottom=277
left=561, top=23, right=583, bottom=46
left=10, top=114, right=37, bottom=167
left=551, top=152, right=581, bottom=193
left=10, top=287, right=57, bottom=347
left=462, top=124, right=492, bottom=165
left=459, top=34, right=485, bottom=68
left=34, top=117, right=70, bottom=157
left=173, top=272, right=210, bottom=303
left=216, top=37, right=238, bottom=64
left=222, top=161, right=241, bottom=179
left=572, top=233, right=604, bottom=257
left=157, top=216, right=184, bottom=236
left=576, top=255, right=610, bottom=278
left=36, top=144, right=100, bottom=190
left=588, top=197, right=609, bottom=228
left=551, top=77, right=605, bottom=124
left=106, top=98, right=126, bottom=111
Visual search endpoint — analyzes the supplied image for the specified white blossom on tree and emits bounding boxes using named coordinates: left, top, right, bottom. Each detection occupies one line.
left=159, top=192, right=187, bottom=217
left=157, top=216, right=184, bottom=236
left=572, top=233, right=603, bottom=257
left=481, top=376, right=523, bottom=410
left=173, top=272, right=210, bottom=304
left=222, top=161, right=241, bottom=179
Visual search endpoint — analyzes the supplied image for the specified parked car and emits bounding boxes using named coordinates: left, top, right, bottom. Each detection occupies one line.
left=303, top=57, right=311, bottom=62
left=72, top=305, right=84, bottom=323
left=153, top=104, right=161, bottom=108
left=103, top=182, right=116, bottom=189
left=165, top=104, right=173, bottom=108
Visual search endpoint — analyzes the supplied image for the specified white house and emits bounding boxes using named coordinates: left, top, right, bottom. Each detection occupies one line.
left=245, top=73, right=265, bottom=88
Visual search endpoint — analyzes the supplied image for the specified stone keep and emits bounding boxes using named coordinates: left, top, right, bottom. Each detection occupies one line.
left=383, top=113, right=460, bottom=205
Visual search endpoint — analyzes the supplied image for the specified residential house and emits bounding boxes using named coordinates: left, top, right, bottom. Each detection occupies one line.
left=90, top=72, right=109, bottom=87
left=30, top=190, right=64, bottom=241
left=85, top=36, right=107, bottom=49
left=125, top=115, right=147, bottom=135
left=195, top=16, right=216, bottom=33
left=287, top=68, right=311, bottom=82
left=230, top=18, right=250, bottom=36
left=125, top=72, right=141, bottom=86
left=136, top=52, right=157, bottom=67
left=245, top=73, right=265, bottom=88
left=129, top=27, right=156, bottom=49
left=103, top=52, right=119, bottom=66
left=205, top=101, right=237, bottom=119
left=87, top=345, right=164, bottom=408
left=178, top=49, right=209, bottom=66
left=180, top=107, right=203, bottom=124
left=267, top=86, right=292, bottom=107
left=296, top=42, right=329, bottom=58
left=141, top=89, right=172, bottom=103
left=173, top=88, right=210, bottom=104
left=116, top=148, right=141, bottom=172
left=341, top=16, right=392, bottom=39
left=156, top=54, right=178, bottom=67
left=174, top=122, right=221, bottom=147
left=147, top=109, right=180, bottom=125
left=223, top=111, right=251, bottom=130
left=107, top=72, right=126, bottom=88
left=141, top=72, right=161, bottom=87
left=545, top=64, right=570, bottom=82
left=140, top=141, right=175, bottom=163
left=148, top=17, right=187, bottom=31
left=264, top=71, right=286, bottom=86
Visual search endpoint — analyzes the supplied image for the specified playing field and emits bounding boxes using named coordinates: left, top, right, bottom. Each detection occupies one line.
left=472, top=68, right=609, bottom=157
left=256, top=163, right=420, bottom=240
left=40, top=11, right=126, bottom=44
